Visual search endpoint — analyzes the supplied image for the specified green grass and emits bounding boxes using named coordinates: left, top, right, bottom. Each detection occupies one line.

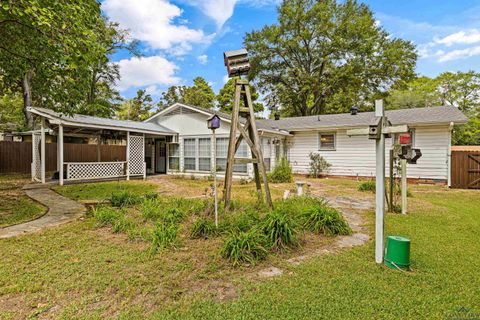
left=54, top=181, right=157, bottom=201
left=1, top=178, right=479, bottom=319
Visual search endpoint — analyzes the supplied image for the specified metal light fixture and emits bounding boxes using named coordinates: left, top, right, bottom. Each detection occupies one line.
left=223, top=48, right=250, bottom=78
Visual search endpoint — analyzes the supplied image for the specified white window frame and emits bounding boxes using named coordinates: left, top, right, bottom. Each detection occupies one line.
left=318, top=132, right=336, bottom=151
left=168, top=143, right=180, bottom=171
left=183, top=138, right=196, bottom=171
left=198, top=137, right=211, bottom=172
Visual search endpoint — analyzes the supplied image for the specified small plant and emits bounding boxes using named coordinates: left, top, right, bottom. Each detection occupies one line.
left=140, top=198, right=161, bottom=220
left=92, top=206, right=121, bottom=226
left=301, top=206, right=352, bottom=236
left=190, top=217, right=217, bottom=239
left=144, top=192, right=159, bottom=200
left=308, top=153, right=331, bottom=178
left=221, top=228, right=268, bottom=266
left=150, top=222, right=180, bottom=254
left=220, top=209, right=260, bottom=233
left=262, top=208, right=298, bottom=251
left=112, top=216, right=136, bottom=234
left=109, top=191, right=141, bottom=207
left=358, top=180, right=376, bottom=192
left=268, top=157, right=293, bottom=183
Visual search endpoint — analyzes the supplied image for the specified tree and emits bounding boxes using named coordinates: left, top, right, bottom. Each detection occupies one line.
left=216, top=77, right=264, bottom=114
left=183, top=77, right=216, bottom=109
left=0, top=0, right=109, bottom=128
left=436, top=71, right=480, bottom=114
left=386, top=77, right=441, bottom=109
left=157, top=85, right=187, bottom=109
left=116, top=90, right=153, bottom=121
left=244, top=0, right=417, bottom=116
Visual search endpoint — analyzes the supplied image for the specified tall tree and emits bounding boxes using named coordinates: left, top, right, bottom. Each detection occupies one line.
left=157, top=85, right=187, bottom=109
left=0, top=0, right=107, bottom=128
left=116, top=89, right=153, bottom=121
left=157, top=77, right=215, bottom=110
left=216, top=77, right=264, bottom=114
left=386, top=77, right=441, bottom=109
left=244, top=0, right=417, bottom=116
left=436, top=71, right=480, bottom=114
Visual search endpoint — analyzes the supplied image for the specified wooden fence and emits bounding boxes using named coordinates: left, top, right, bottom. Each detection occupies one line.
left=0, top=141, right=126, bottom=174
left=451, top=150, right=480, bottom=189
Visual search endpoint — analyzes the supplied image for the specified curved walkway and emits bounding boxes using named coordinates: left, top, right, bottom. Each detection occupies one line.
left=0, top=185, right=85, bottom=239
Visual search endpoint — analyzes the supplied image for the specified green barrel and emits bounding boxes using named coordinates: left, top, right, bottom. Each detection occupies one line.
left=384, top=236, right=411, bottom=270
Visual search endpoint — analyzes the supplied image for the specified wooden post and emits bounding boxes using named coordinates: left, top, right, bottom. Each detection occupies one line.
left=389, top=149, right=394, bottom=212
left=401, top=159, right=407, bottom=215
left=59, top=124, right=64, bottom=186
left=126, top=131, right=130, bottom=180
left=40, top=118, right=46, bottom=184
left=97, top=135, right=101, bottom=162
left=375, top=100, right=385, bottom=264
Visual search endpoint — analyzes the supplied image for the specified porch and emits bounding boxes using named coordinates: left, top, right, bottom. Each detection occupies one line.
left=27, top=107, right=177, bottom=185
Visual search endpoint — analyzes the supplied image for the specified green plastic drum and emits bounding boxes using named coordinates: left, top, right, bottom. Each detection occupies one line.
left=384, top=236, right=411, bottom=270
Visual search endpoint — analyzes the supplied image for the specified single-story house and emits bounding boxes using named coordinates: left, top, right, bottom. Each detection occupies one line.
left=27, top=103, right=467, bottom=186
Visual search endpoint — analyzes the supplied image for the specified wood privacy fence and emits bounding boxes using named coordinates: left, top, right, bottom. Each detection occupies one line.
left=0, top=141, right=126, bottom=174
left=451, top=150, right=480, bottom=189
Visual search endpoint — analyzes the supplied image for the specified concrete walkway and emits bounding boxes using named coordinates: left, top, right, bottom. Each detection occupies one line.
left=0, top=186, right=85, bottom=239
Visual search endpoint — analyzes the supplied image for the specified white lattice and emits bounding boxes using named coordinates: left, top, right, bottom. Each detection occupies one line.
left=32, top=133, right=42, bottom=181
left=128, top=135, right=145, bottom=175
left=66, top=162, right=126, bottom=180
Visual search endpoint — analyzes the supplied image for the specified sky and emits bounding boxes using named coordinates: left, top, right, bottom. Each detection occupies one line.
left=102, top=0, right=480, bottom=102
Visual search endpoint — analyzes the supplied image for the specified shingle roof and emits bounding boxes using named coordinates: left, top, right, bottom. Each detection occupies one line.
left=256, top=106, right=468, bottom=131
left=28, top=107, right=176, bottom=135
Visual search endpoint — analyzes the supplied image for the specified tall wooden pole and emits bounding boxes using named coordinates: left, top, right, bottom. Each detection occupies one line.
left=375, top=100, right=385, bottom=264
left=126, top=131, right=130, bottom=180
left=59, top=124, right=64, bottom=186
left=40, top=118, right=46, bottom=184
left=401, top=159, right=407, bottom=215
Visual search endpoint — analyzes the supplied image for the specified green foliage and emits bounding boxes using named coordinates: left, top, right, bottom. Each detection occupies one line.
left=221, top=228, right=269, bottom=266
left=244, top=0, right=417, bottom=116
left=358, top=180, right=376, bottom=192
left=216, top=77, right=264, bottom=113
left=190, top=218, right=217, bottom=239
left=112, top=216, right=136, bottom=234
left=160, top=207, right=186, bottom=224
left=109, top=191, right=142, bottom=208
left=116, top=89, right=153, bottom=121
left=140, top=198, right=162, bottom=220
left=158, top=77, right=215, bottom=110
left=301, top=206, right=352, bottom=236
left=91, top=206, right=121, bottom=226
left=221, top=209, right=261, bottom=233
left=0, top=91, right=24, bottom=130
left=262, top=208, right=298, bottom=251
left=308, top=153, right=331, bottom=178
left=268, top=157, right=293, bottom=183
left=150, top=222, right=180, bottom=254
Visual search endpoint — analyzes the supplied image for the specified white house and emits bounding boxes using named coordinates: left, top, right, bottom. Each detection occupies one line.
left=26, top=103, right=467, bottom=186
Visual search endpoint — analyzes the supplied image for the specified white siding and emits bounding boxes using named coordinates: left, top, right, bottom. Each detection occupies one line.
left=287, top=125, right=450, bottom=181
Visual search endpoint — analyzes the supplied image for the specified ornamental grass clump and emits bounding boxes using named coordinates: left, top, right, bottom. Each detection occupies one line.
left=190, top=217, right=217, bottom=239
left=262, top=208, right=298, bottom=251
left=91, top=206, right=121, bottom=226
left=268, top=157, right=293, bottom=183
left=358, top=180, right=375, bottom=192
left=140, top=198, right=162, bottom=220
left=220, top=208, right=260, bottom=233
left=221, top=228, right=268, bottom=266
left=301, top=206, right=352, bottom=236
left=150, top=222, right=180, bottom=254
left=109, top=190, right=142, bottom=207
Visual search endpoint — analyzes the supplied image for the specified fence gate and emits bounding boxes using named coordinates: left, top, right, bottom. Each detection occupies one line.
left=451, top=151, right=480, bottom=189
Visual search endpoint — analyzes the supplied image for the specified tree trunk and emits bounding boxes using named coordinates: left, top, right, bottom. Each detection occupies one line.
left=21, top=70, right=34, bottom=129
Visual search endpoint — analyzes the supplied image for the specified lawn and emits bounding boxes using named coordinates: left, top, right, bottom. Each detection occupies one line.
left=0, top=175, right=45, bottom=228
left=0, top=177, right=479, bottom=319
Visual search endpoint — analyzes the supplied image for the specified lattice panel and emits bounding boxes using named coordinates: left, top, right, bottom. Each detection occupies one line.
left=66, top=162, right=126, bottom=180
left=128, top=135, right=145, bottom=175
left=32, top=133, right=41, bottom=181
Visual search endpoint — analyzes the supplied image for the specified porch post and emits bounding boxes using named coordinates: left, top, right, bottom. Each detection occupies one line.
left=59, top=124, right=64, bottom=186
left=143, top=134, right=146, bottom=180
left=97, top=135, right=101, bottom=162
left=31, top=132, right=35, bottom=181
left=40, top=118, right=46, bottom=184
left=126, top=131, right=130, bottom=180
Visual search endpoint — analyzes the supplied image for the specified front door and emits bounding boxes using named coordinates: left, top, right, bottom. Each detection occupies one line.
left=155, top=140, right=166, bottom=173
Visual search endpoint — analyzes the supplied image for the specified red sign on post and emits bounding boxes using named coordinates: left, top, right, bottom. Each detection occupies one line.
left=399, top=133, right=411, bottom=145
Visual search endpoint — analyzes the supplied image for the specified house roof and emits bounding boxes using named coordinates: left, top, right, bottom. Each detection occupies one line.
left=256, top=106, right=468, bottom=132
left=27, top=107, right=176, bottom=135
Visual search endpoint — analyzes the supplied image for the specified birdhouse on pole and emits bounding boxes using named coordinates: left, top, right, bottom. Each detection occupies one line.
left=207, top=114, right=221, bottom=131
left=224, top=48, right=250, bottom=78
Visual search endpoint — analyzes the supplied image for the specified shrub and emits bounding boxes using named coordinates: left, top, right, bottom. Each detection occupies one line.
left=301, top=206, right=352, bottom=236
left=140, top=198, right=162, bottom=220
left=358, top=180, right=375, bottom=192
left=92, top=206, right=121, bottom=226
left=308, top=153, right=331, bottom=178
left=221, top=228, right=268, bottom=266
left=150, top=222, right=180, bottom=254
left=268, top=157, right=293, bottom=183
left=262, top=208, right=298, bottom=251
left=110, top=191, right=142, bottom=207
left=277, top=196, right=327, bottom=218
left=190, top=217, right=217, bottom=239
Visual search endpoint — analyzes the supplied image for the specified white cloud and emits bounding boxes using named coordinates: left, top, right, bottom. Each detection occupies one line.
left=222, top=75, right=230, bottom=83
left=116, top=56, right=181, bottom=91
left=197, top=54, right=208, bottom=64
left=102, top=0, right=212, bottom=55
left=435, top=29, right=480, bottom=46
left=437, top=45, right=480, bottom=62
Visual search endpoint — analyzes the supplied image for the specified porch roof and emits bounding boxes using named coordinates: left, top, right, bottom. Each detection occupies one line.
left=27, top=107, right=177, bottom=136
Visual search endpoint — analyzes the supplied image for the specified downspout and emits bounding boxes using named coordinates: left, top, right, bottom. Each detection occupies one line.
left=447, top=122, right=454, bottom=187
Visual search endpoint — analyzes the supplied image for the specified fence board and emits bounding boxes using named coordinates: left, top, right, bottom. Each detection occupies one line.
left=451, top=150, right=480, bottom=189
left=0, top=141, right=126, bottom=174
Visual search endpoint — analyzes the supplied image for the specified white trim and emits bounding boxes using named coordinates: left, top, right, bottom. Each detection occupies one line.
left=145, top=103, right=232, bottom=124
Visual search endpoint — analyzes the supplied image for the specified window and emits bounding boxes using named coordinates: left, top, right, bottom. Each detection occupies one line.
left=319, top=133, right=336, bottom=150
left=183, top=138, right=196, bottom=171
left=216, top=137, right=248, bottom=173
left=261, top=138, right=271, bottom=171
left=198, top=138, right=211, bottom=172
left=168, top=143, right=179, bottom=171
